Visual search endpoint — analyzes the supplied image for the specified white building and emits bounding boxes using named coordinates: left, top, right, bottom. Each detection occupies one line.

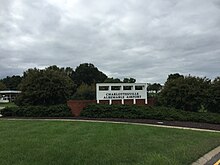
left=0, top=90, right=21, bottom=102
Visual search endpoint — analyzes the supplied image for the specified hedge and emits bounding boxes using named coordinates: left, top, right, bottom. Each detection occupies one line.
left=0, top=104, right=72, bottom=117
left=81, top=104, right=220, bottom=124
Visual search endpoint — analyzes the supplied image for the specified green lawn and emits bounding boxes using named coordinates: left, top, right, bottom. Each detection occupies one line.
left=0, top=120, right=219, bottom=165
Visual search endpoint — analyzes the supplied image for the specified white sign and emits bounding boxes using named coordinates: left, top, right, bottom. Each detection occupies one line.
left=96, top=83, right=147, bottom=104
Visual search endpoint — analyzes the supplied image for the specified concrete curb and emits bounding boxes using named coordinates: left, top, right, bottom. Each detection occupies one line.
left=1, top=118, right=220, bottom=133
left=192, top=146, right=220, bottom=165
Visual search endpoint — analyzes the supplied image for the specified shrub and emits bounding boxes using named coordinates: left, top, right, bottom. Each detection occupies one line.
left=71, top=83, right=96, bottom=100
left=0, top=104, right=72, bottom=117
left=158, top=74, right=210, bottom=112
left=81, top=104, right=220, bottom=124
left=207, top=77, right=220, bottom=113
left=16, top=67, right=75, bottom=106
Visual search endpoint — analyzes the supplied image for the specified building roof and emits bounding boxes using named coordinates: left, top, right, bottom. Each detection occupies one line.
left=0, top=90, right=21, bottom=94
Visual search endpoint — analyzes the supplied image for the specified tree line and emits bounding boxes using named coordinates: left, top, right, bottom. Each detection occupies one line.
left=0, top=64, right=219, bottom=113
left=0, top=63, right=137, bottom=105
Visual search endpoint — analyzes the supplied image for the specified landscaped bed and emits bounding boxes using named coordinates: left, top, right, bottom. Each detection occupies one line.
left=81, top=104, right=220, bottom=124
left=0, top=120, right=220, bottom=165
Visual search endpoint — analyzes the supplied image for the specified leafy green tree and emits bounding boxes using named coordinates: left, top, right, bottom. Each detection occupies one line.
left=73, top=63, right=107, bottom=86
left=159, top=74, right=210, bottom=112
left=123, top=78, right=136, bottom=83
left=147, top=83, right=163, bottom=98
left=147, top=83, right=162, bottom=93
left=16, top=67, right=75, bottom=106
left=65, top=67, right=75, bottom=78
left=46, top=65, right=61, bottom=71
left=104, top=77, right=136, bottom=83
left=46, top=65, right=75, bottom=79
left=72, top=83, right=96, bottom=100
left=0, top=81, right=6, bottom=90
left=1, top=75, right=22, bottom=90
left=104, top=77, right=121, bottom=83
left=167, top=73, right=184, bottom=81
left=207, top=77, right=220, bottom=113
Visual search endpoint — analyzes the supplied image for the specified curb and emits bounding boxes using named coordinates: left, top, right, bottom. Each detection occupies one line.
left=192, top=146, right=220, bottom=165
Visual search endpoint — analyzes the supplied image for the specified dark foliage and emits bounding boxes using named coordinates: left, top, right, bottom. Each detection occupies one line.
left=147, top=83, right=162, bottom=93
left=104, top=77, right=136, bottom=83
left=158, top=74, right=211, bottom=112
left=0, top=104, right=72, bottom=117
left=16, top=67, right=75, bottom=106
left=0, top=82, right=6, bottom=90
left=1, top=75, right=22, bottom=90
left=73, top=63, right=107, bottom=86
left=71, top=84, right=96, bottom=100
left=206, top=77, right=220, bottom=113
left=81, top=104, right=220, bottom=124
left=104, top=77, right=121, bottom=83
left=123, top=78, right=136, bottom=83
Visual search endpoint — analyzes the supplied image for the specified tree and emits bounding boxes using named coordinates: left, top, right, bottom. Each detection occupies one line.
left=0, top=81, right=6, bottom=90
left=73, top=63, right=107, bottom=86
left=46, top=65, right=61, bottom=72
left=1, top=75, right=22, bottom=90
left=104, top=77, right=136, bottom=83
left=123, top=78, right=136, bottom=83
left=159, top=74, right=210, bottom=112
left=104, top=77, right=121, bottom=83
left=167, top=73, right=184, bottom=81
left=65, top=67, right=75, bottom=78
left=207, top=77, right=220, bottom=113
left=46, top=65, right=75, bottom=79
left=72, top=83, right=96, bottom=100
left=16, top=67, right=75, bottom=106
left=147, top=83, right=162, bottom=93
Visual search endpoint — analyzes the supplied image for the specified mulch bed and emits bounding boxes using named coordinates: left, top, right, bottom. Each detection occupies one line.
left=73, top=117, right=220, bottom=131
left=2, top=117, right=220, bottom=131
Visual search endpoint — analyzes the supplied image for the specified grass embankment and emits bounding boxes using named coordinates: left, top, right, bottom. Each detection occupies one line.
left=0, top=120, right=219, bottom=165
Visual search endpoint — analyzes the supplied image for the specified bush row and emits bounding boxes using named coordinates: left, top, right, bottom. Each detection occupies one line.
left=0, top=104, right=72, bottom=117
left=81, top=104, right=220, bottom=124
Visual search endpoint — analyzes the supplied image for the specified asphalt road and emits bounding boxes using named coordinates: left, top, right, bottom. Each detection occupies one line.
left=205, top=152, right=220, bottom=165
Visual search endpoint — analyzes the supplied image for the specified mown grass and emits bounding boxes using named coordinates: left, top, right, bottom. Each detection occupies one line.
left=0, top=120, right=219, bottom=165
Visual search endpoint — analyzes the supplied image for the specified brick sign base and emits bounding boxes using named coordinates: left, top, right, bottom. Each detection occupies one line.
left=67, top=98, right=156, bottom=117
left=67, top=100, right=96, bottom=117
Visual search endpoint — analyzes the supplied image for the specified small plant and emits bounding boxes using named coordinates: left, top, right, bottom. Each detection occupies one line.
left=198, top=104, right=207, bottom=113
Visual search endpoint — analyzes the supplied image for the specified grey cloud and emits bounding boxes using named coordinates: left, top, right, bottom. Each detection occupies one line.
left=0, top=0, right=220, bottom=83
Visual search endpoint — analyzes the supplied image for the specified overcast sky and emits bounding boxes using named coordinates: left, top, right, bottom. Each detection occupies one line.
left=0, top=0, right=220, bottom=83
